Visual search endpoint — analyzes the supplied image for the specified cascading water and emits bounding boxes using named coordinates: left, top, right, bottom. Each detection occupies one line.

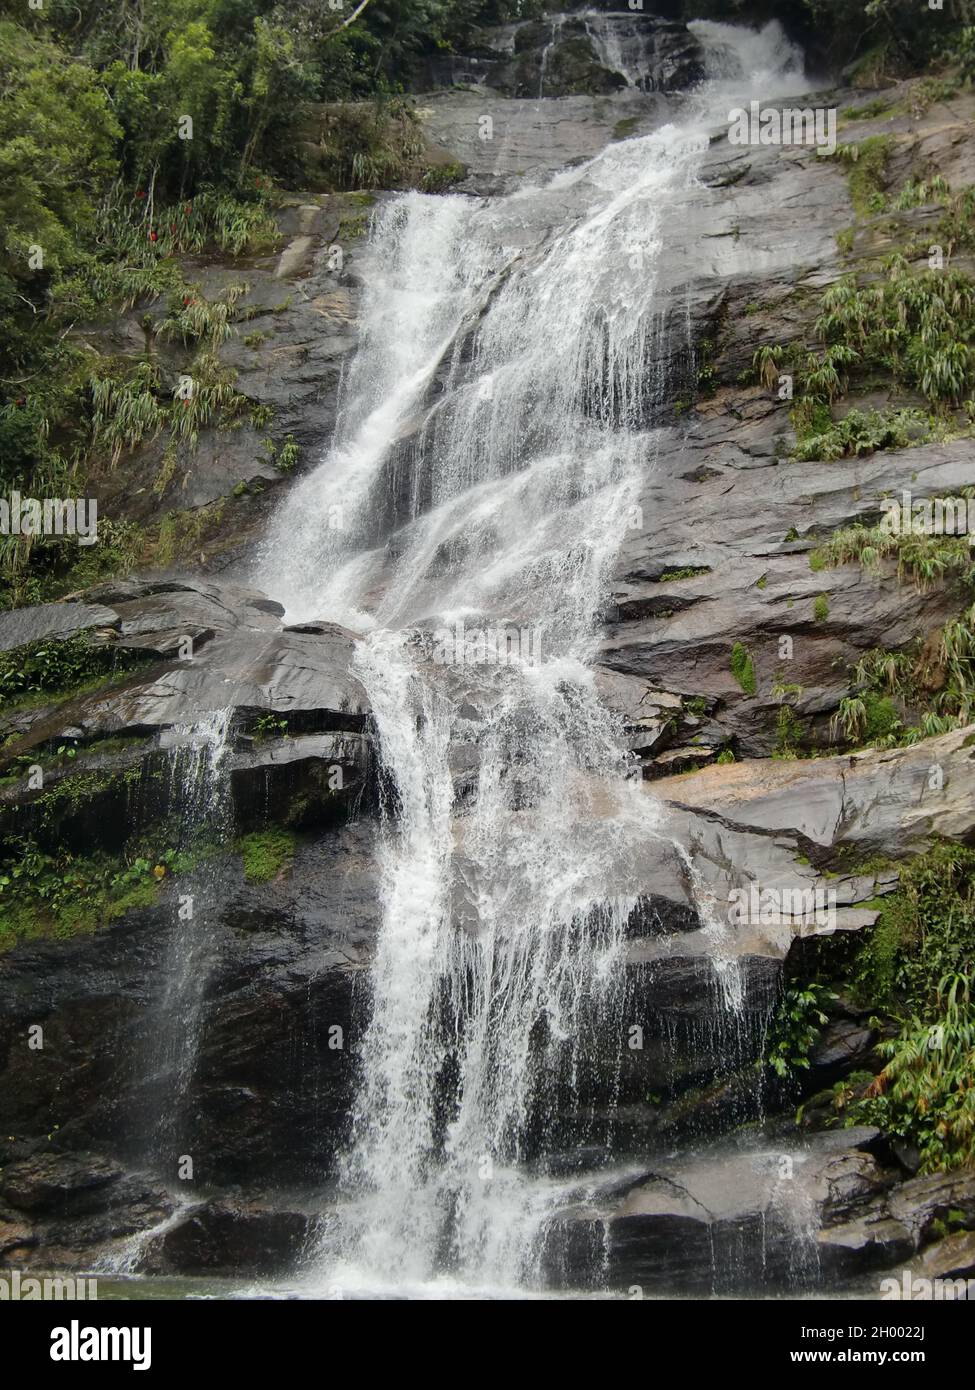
left=256, top=21, right=810, bottom=1296
left=151, top=710, right=235, bottom=1141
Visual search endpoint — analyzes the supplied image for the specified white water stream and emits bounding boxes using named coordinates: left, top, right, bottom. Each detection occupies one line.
left=256, top=20, right=807, bottom=1296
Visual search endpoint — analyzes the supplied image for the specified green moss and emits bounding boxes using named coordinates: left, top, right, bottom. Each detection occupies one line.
left=730, top=641, right=757, bottom=696
left=658, top=565, right=710, bottom=582
left=813, top=593, right=830, bottom=623
left=417, top=161, right=464, bottom=191
left=237, top=828, right=296, bottom=883
left=864, top=691, right=901, bottom=741
left=338, top=212, right=370, bottom=239
left=803, top=843, right=975, bottom=1014
left=836, top=135, right=893, bottom=216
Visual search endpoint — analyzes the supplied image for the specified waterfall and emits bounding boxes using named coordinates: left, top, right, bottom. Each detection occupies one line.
left=579, top=9, right=654, bottom=90
left=256, top=21, right=809, bottom=1296
left=538, top=15, right=565, bottom=98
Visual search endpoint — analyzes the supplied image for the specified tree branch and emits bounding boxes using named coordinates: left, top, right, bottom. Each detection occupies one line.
left=324, top=0, right=374, bottom=38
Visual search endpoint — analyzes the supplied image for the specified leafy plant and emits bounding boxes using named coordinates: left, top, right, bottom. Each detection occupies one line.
left=851, top=972, right=975, bottom=1173
left=730, top=641, right=756, bottom=696
left=764, top=983, right=833, bottom=1080
left=0, top=634, right=151, bottom=707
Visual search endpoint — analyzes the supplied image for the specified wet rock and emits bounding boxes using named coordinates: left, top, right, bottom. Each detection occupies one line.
left=89, top=192, right=369, bottom=552
left=545, top=1127, right=899, bottom=1294
left=0, top=826, right=377, bottom=1210
left=0, top=1219, right=36, bottom=1255
left=808, top=1018, right=877, bottom=1080
left=0, top=578, right=370, bottom=775
left=146, top=1200, right=313, bottom=1276
left=0, top=601, right=119, bottom=653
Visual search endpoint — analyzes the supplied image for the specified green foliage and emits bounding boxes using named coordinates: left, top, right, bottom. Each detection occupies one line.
left=237, top=828, right=296, bottom=883
left=262, top=433, right=300, bottom=473
left=421, top=160, right=467, bottom=193
left=0, top=835, right=187, bottom=952
left=764, top=982, right=832, bottom=1080
left=813, top=593, right=829, bottom=623
left=850, top=972, right=975, bottom=1173
left=314, top=100, right=427, bottom=191
left=658, top=565, right=710, bottom=582
left=252, top=713, right=289, bottom=741
left=0, top=634, right=151, bottom=708
left=774, top=703, right=805, bottom=759
left=0, top=19, right=120, bottom=365
left=811, top=522, right=975, bottom=591
left=792, top=406, right=928, bottom=462
left=89, top=360, right=167, bottom=467
left=752, top=343, right=783, bottom=389
left=730, top=641, right=757, bottom=696
left=814, top=266, right=975, bottom=406
left=841, top=97, right=896, bottom=121
left=848, top=845, right=975, bottom=1011
left=831, top=689, right=902, bottom=746
left=893, top=174, right=951, bottom=210
left=836, top=226, right=855, bottom=255
left=159, top=281, right=246, bottom=347
left=835, top=136, right=893, bottom=216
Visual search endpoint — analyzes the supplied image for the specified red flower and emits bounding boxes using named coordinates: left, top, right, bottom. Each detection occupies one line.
left=149, top=230, right=158, bottom=242
left=136, top=190, right=146, bottom=199
left=170, top=223, right=177, bottom=234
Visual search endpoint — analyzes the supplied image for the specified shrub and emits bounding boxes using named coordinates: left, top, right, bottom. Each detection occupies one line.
left=851, top=971, right=975, bottom=1173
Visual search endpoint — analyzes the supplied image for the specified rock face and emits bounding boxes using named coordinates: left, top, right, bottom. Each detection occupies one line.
left=544, top=1128, right=975, bottom=1295
left=0, top=828, right=377, bottom=1268
left=86, top=192, right=370, bottom=576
